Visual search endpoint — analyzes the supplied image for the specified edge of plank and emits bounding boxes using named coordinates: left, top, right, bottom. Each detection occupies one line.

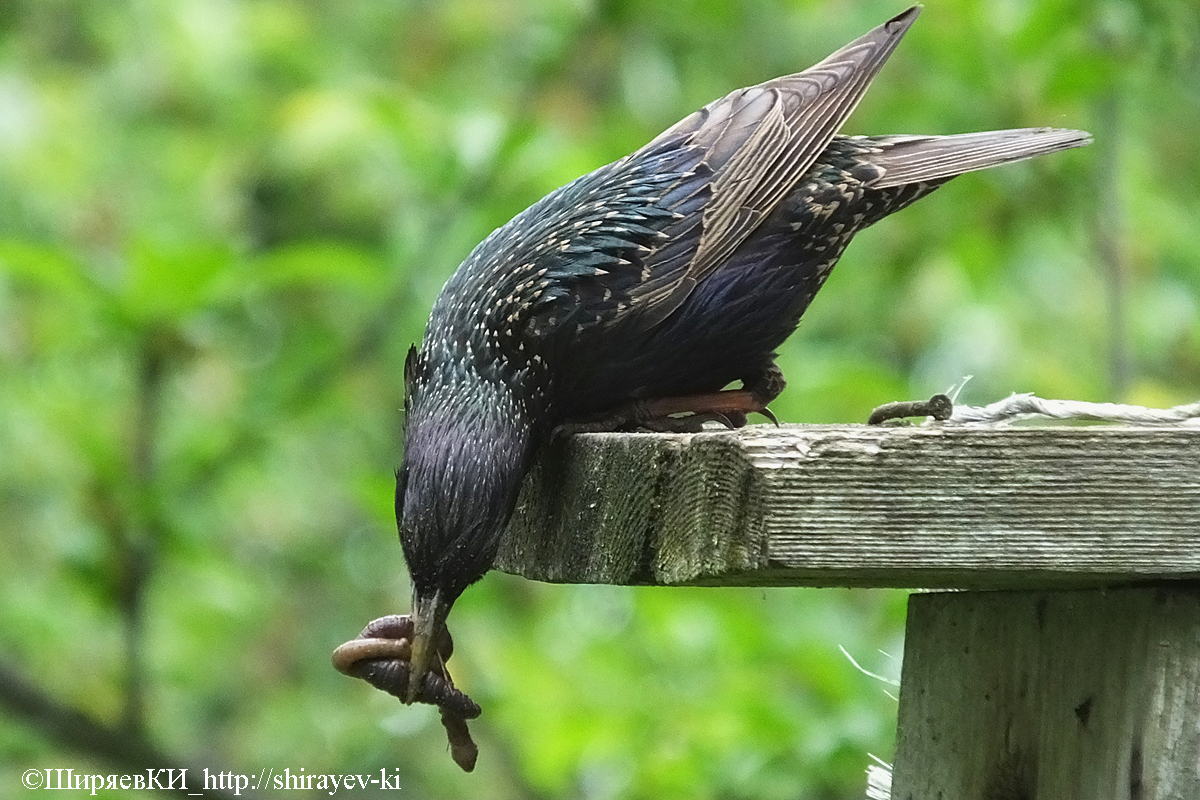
left=495, top=424, right=1200, bottom=588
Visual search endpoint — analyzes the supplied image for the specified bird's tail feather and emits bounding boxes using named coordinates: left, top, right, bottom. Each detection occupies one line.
left=862, top=127, right=1091, bottom=188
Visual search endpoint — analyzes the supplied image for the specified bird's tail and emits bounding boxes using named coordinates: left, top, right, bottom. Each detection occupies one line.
left=861, top=127, right=1091, bottom=188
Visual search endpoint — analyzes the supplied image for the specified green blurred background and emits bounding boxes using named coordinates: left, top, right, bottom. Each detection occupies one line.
left=0, top=0, right=1196, bottom=798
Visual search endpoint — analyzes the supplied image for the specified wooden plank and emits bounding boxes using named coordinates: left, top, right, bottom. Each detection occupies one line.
left=494, top=425, right=1200, bottom=588
left=891, top=587, right=1200, bottom=800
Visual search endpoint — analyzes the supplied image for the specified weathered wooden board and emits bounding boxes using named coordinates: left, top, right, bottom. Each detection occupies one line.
left=891, top=587, right=1200, bottom=800
left=494, top=425, right=1200, bottom=588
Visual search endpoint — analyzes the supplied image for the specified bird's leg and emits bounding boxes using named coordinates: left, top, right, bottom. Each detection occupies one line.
left=632, top=359, right=787, bottom=430
left=556, top=361, right=787, bottom=435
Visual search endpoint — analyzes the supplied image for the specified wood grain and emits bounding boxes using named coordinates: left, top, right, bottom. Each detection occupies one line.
left=891, top=588, right=1200, bottom=800
left=494, top=424, right=1200, bottom=588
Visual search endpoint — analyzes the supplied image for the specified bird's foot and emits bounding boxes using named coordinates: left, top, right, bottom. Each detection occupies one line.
left=630, top=391, right=777, bottom=429
left=333, top=615, right=479, bottom=771
left=556, top=388, right=778, bottom=436
left=635, top=410, right=741, bottom=433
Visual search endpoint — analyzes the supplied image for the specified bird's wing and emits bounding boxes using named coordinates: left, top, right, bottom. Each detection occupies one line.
left=445, top=8, right=922, bottom=354
left=627, top=5, right=920, bottom=327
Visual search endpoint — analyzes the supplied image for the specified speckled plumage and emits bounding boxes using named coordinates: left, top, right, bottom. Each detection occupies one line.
left=394, top=5, right=1090, bottom=694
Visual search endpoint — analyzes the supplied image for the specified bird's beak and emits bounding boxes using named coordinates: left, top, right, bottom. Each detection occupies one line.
left=405, top=590, right=446, bottom=704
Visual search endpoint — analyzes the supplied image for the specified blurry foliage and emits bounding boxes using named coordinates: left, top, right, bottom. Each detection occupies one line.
left=0, top=0, right=1197, bottom=798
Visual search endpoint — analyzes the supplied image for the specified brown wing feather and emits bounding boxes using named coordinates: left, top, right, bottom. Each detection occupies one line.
left=631, top=5, right=922, bottom=326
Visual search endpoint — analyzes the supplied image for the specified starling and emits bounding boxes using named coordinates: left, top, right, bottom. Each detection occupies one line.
left=392, top=6, right=1089, bottom=702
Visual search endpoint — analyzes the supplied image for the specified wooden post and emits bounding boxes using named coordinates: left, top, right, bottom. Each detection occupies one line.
left=495, top=424, right=1200, bottom=799
left=891, top=588, right=1200, bottom=799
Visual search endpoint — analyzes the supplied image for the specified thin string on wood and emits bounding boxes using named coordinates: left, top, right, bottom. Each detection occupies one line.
left=867, top=390, right=1200, bottom=427
left=944, top=393, right=1200, bottom=426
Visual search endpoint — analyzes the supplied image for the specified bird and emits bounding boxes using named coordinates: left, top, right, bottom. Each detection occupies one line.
left=394, top=5, right=1090, bottom=702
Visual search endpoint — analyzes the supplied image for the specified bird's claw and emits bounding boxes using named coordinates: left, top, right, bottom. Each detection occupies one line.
left=333, top=615, right=479, bottom=771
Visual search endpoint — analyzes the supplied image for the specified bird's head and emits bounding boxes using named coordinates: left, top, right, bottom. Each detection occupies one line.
left=396, top=346, right=544, bottom=702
